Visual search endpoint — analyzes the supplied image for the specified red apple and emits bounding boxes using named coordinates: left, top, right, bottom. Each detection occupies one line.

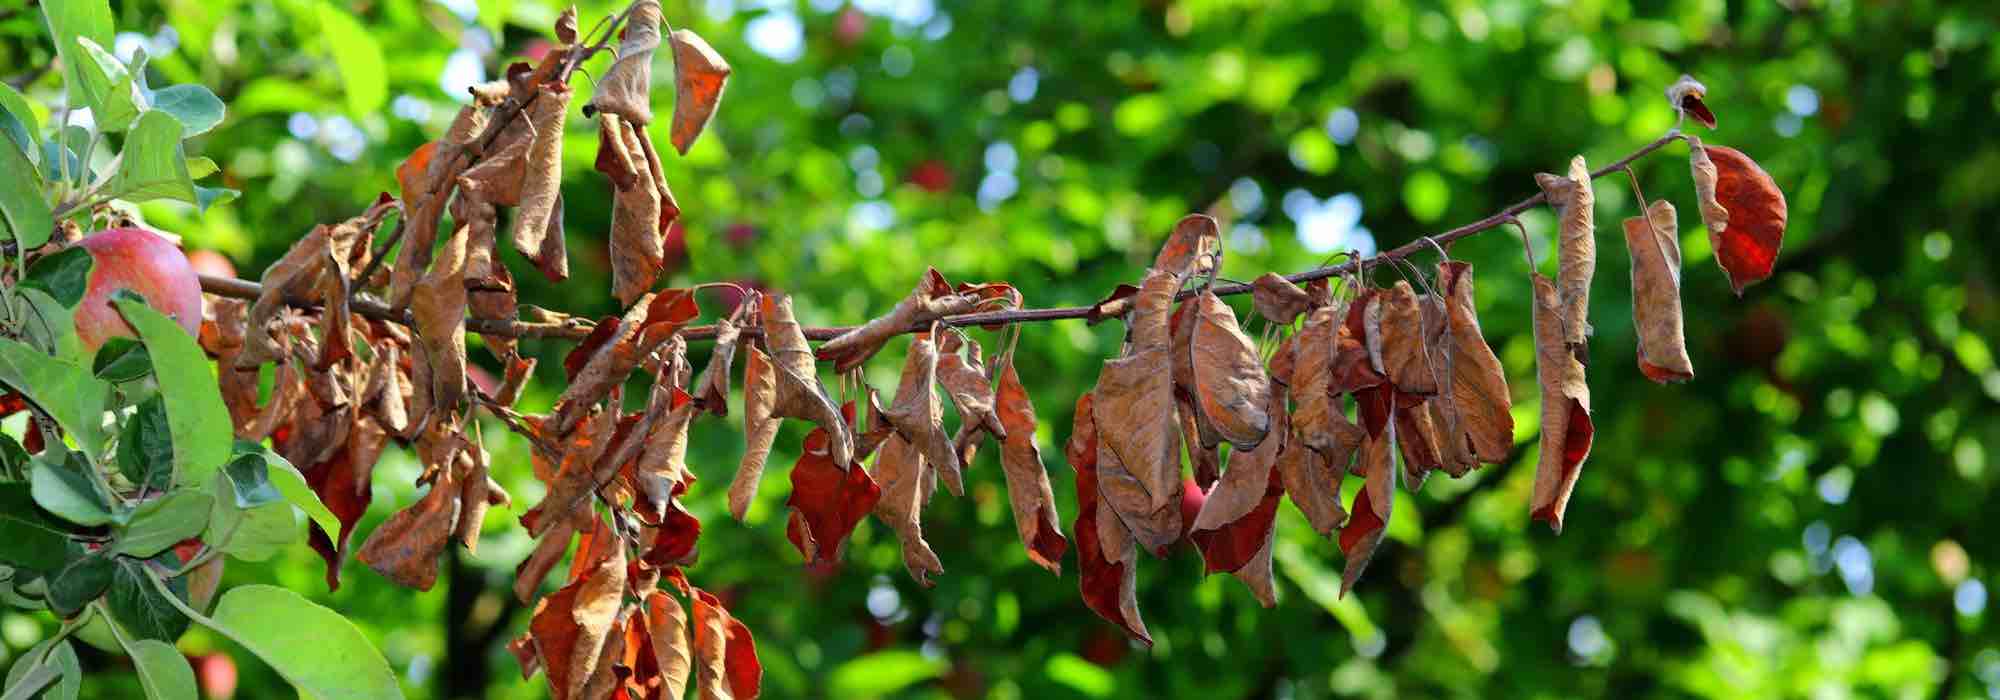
left=190, top=653, right=239, bottom=699
left=72, top=228, right=204, bottom=352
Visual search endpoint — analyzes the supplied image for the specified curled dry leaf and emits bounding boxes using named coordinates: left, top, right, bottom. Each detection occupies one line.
left=818, top=269, right=979, bottom=372
left=1376, top=281, right=1441, bottom=396
left=457, top=113, right=534, bottom=206
left=1666, top=74, right=1717, bottom=129
left=550, top=293, right=654, bottom=436
left=1394, top=398, right=1442, bottom=490
left=884, top=333, right=963, bottom=497
left=238, top=219, right=365, bottom=368
left=1290, top=305, right=1367, bottom=466
left=357, top=427, right=463, bottom=590
left=785, top=418, right=882, bottom=567
left=1338, top=418, right=1396, bottom=596
left=589, top=0, right=661, bottom=124
left=761, top=295, right=855, bottom=466
left=870, top=432, right=945, bottom=586
left=291, top=416, right=387, bottom=590
left=694, top=318, right=741, bottom=416
left=1084, top=283, right=1140, bottom=325
left=1096, top=267, right=1184, bottom=519
left=669, top=29, right=732, bottom=155
left=1251, top=272, right=1312, bottom=325
left=529, top=516, right=626, bottom=700
left=1624, top=199, right=1694, bottom=383
left=514, top=516, right=575, bottom=604
left=409, top=228, right=469, bottom=434
left=1277, top=409, right=1348, bottom=537
left=1154, top=213, right=1221, bottom=279
left=1536, top=155, right=1597, bottom=354
left=1429, top=261, right=1514, bottom=469
left=514, top=85, right=573, bottom=282
left=994, top=359, right=1068, bottom=574
left=1529, top=274, right=1593, bottom=532
left=601, top=115, right=666, bottom=305
left=1688, top=137, right=1787, bottom=295
left=1067, top=392, right=1151, bottom=645
left=1189, top=389, right=1288, bottom=605
left=457, top=447, right=506, bottom=552
left=644, top=591, right=692, bottom=700
left=936, top=333, right=1005, bottom=445
left=634, top=387, right=699, bottom=519
left=730, top=346, right=778, bottom=521
left=691, top=589, right=761, bottom=700
left=1189, top=290, right=1273, bottom=449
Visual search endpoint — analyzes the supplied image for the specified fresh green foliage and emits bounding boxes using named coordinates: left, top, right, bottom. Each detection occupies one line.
left=114, top=293, right=230, bottom=487
left=206, top=585, right=404, bottom=700
left=21, top=247, right=92, bottom=308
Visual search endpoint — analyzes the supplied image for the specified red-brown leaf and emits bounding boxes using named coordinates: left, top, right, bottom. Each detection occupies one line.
left=1696, top=142, right=1788, bottom=295
left=784, top=421, right=882, bottom=567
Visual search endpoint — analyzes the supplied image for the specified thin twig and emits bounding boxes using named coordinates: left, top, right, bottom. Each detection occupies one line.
left=200, top=129, right=1685, bottom=344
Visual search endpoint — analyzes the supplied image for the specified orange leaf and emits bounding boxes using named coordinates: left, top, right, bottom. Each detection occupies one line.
left=669, top=29, right=732, bottom=155
left=1691, top=139, right=1788, bottom=295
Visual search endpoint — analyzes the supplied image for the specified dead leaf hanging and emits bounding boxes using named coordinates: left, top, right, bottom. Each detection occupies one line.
left=669, top=28, right=732, bottom=155
left=1188, top=290, right=1273, bottom=449
left=408, top=228, right=469, bottom=434
left=690, top=589, right=761, bottom=700
left=514, top=85, right=573, bottom=282
left=644, top=591, right=692, bottom=700
left=1188, top=389, right=1288, bottom=606
left=1624, top=199, right=1694, bottom=383
left=601, top=114, right=666, bottom=305
left=529, top=516, right=627, bottom=700
left=357, top=426, right=463, bottom=590
left=1289, top=305, right=1367, bottom=468
left=935, top=332, right=1006, bottom=449
left=1529, top=273, right=1593, bottom=532
left=1067, top=392, right=1151, bottom=645
left=1688, top=136, right=1787, bottom=295
left=884, top=332, right=963, bottom=497
left=694, top=318, right=741, bottom=416
left=784, top=419, right=882, bottom=567
left=634, top=387, right=699, bottom=518
left=1095, top=267, right=1184, bottom=522
left=993, top=359, right=1067, bottom=574
left=1666, top=74, right=1717, bottom=129
left=761, top=295, right=855, bottom=465
left=1251, top=272, right=1312, bottom=325
left=1536, top=155, right=1597, bottom=354
left=869, top=432, right=945, bottom=586
left=816, top=269, right=979, bottom=372
left=730, top=345, right=778, bottom=521
left=1376, top=281, right=1441, bottom=396
left=1338, top=417, right=1396, bottom=595
left=549, top=294, right=654, bottom=436
left=588, top=0, right=662, bottom=125
left=1430, top=261, right=1513, bottom=467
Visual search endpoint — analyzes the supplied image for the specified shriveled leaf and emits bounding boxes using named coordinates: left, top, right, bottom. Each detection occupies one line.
left=1529, top=274, right=1593, bottom=532
left=634, top=387, right=699, bottom=519
left=761, top=295, right=854, bottom=466
left=883, top=333, right=961, bottom=497
left=1337, top=418, right=1395, bottom=595
left=669, top=29, right=732, bottom=154
left=869, top=434, right=943, bottom=586
left=645, top=590, right=692, bottom=700
left=730, top=346, right=778, bottom=521
left=589, top=0, right=662, bottom=124
left=408, top=228, right=469, bottom=432
left=1666, top=74, right=1716, bottom=129
left=1289, top=305, right=1367, bottom=465
left=1189, top=290, right=1272, bottom=449
left=785, top=419, right=881, bottom=567
left=1689, top=138, right=1787, bottom=295
left=694, top=319, right=740, bottom=416
left=994, top=359, right=1067, bottom=574
left=513, top=516, right=574, bottom=604
left=1250, top=272, right=1312, bottom=325
left=1189, top=388, right=1287, bottom=591
left=601, top=115, right=666, bottom=305
left=530, top=516, right=626, bottom=700
left=1067, top=392, right=1150, bottom=645
left=356, top=430, right=461, bottom=590
left=1624, top=199, right=1694, bottom=383
left=691, top=589, right=761, bottom=700
left=513, top=86, right=573, bottom=282
left=1429, top=261, right=1514, bottom=468
left=1535, top=155, right=1596, bottom=354
left=817, top=269, right=977, bottom=372
left=1375, top=281, right=1441, bottom=396
left=1153, top=213, right=1220, bottom=279
left=550, top=294, right=653, bottom=436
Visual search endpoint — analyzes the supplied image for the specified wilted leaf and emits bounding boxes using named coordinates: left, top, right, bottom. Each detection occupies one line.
left=731, top=346, right=778, bottom=521
left=669, top=29, right=732, bottom=154
left=589, top=0, right=662, bottom=125
left=1095, top=267, right=1184, bottom=541
left=694, top=319, right=740, bottom=416
left=993, top=359, right=1067, bottom=574
left=514, top=517, right=575, bottom=604
left=785, top=414, right=882, bottom=567
left=645, top=590, right=692, bottom=699
left=1429, top=261, right=1513, bottom=469
left=529, top=516, right=626, bottom=700
left=1189, top=289, right=1272, bottom=448
left=1536, top=155, right=1596, bottom=355
left=1068, top=392, right=1151, bottom=645
left=1189, top=389, right=1287, bottom=605
left=1394, top=395, right=1442, bottom=490
left=408, top=227, right=469, bottom=433
left=356, top=427, right=462, bottom=590
left=293, top=418, right=387, bottom=590
left=635, top=387, right=699, bottom=519
left=935, top=332, right=1005, bottom=449
left=514, top=86, right=573, bottom=282
left=884, top=332, right=962, bottom=497
left=1251, top=272, right=1312, bottom=325
left=691, top=589, right=761, bottom=700
left=1624, top=199, right=1694, bottom=383
left=1375, top=281, right=1441, bottom=396
left=1666, top=74, right=1716, bottom=129
left=818, top=269, right=979, bottom=372
left=1688, top=137, right=1787, bottom=295
left=1289, top=305, right=1367, bottom=465
left=1337, top=418, right=1395, bottom=595
left=601, top=115, right=666, bottom=305
left=870, top=433, right=944, bottom=586
left=1529, top=274, right=1593, bottom=532
left=1153, top=213, right=1220, bottom=279
left=760, top=295, right=854, bottom=467
left=550, top=293, right=654, bottom=436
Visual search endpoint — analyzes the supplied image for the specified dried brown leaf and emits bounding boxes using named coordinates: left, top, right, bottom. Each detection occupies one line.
left=1625, top=200, right=1694, bottom=383
left=602, top=115, right=666, bottom=305
left=669, top=29, right=732, bottom=155
left=1067, top=392, right=1151, bottom=645
left=1530, top=274, right=1594, bottom=532
left=1430, top=261, right=1514, bottom=468
left=645, top=590, right=692, bottom=700
left=357, top=432, right=461, bottom=590
left=1189, top=388, right=1286, bottom=598
left=761, top=295, right=854, bottom=465
left=514, top=86, right=573, bottom=282
left=1377, top=281, right=1441, bottom=396
left=1338, top=417, right=1395, bottom=595
left=730, top=345, right=778, bottom=521
left=1690, top=138, right=1788, bottom=295
left=695, top=318, right=741, bottom=416
left=550, top=294, right=653, bottom=435
left=1189, top=290, right=1272, bottom=449
left=816, top=269, right=977, bottom=372
left=870, top=433, right=945, bottom=586
left=1250, top=272, right=1312, bottom=325
left=1536, top=155, right=1597, bottom=354
left=884, top=332, right=962, bottom=497
left=994, top=359, right=1067, bottom=574
left=409, top=228, right=469, bottom=433
left=589, top=0, right=662, bottom=125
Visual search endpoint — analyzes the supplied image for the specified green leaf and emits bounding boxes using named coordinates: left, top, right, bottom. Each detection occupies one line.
left=116, top=395, right=173, bottom=491
left=193, top=186, right=238, bottom=213
left=114, top=296, right=230, bottom=487
left=122, top=638, right=197, bottom=700
left=39, top=0, right=114, bottom=122
left=29, top=453, right=112, bottom=527
left=0, top=137, right=53, bottom=250
left=828, top=651, right=948, bottom=698
left=71, top=37, right=140, bottom=132
left=23, top=247, right=95, bottom=308
left=183, top=157, right=218, bottom=180
left=241, top=445, right=339, bottom=543
left=146, top=85, right=226, bottom=138
left=15, top=287, right=86, bottom=364
left=0, top=83, right=39, bottom=154
left=107, top=111, right=197, bottom=205
left=205, top=479, right=300, bottom=563
left=0, top=436, right=29, bottom=481
left=113, top=491, right=211, bottom=558
left=92, top=338, right=153, bottom=383
left=0, top=484, right=71, bottom=572
left=107, top=559, right=189, bottom=642
left=206, top=585, right=402, bottom=699
left=3, top=638, right=80, bottom=700
left=0, top=338, right=107, bottom=456
left=316, top=4, right=388, bottom=116
left=40, top=126, right=92, bottom=188
left=221, top=454, right=282, bottom=508
left=46, top=550, right=113, bottom=618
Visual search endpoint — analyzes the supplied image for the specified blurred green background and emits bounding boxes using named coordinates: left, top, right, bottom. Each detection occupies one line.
left=6, top=0, right=1999, bottom=697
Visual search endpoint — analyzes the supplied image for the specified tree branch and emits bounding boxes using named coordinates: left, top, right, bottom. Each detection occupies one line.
left=197, top=130, right=1684, bottom=344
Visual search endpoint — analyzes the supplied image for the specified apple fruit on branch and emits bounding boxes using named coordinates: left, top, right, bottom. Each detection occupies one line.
left=69, top=227, right=205, bottom=352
